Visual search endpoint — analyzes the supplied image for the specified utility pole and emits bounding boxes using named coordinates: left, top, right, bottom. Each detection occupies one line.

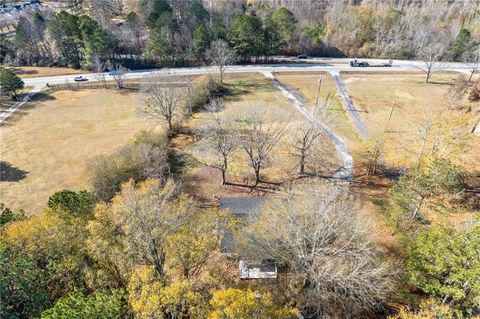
left=384, top=99, right=396, bottom=132
left=314, top=76, right=323, bottom=107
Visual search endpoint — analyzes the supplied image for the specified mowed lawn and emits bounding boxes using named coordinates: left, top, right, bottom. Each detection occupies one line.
left=0, top=90, right=157, bottom=213
left=342, top=72, right=480, bottom=169
left=273, top=72, right=359, bottom=143
left=10, top=66, right=83, bottom=79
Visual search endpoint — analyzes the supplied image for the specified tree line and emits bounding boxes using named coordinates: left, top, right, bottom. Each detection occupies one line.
left=3, top=0, right=479, bottom=69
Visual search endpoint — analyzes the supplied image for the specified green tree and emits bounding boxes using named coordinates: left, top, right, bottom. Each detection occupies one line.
left=0, top=247, right=49, bottom=319
left=208, top=288, right=296, bottom=319
left=407, top=226, right=480, bottom=316
left=47, top=190, right=94, bottom=218
left=229, top=14, right=264, bottom=61
left=47, top=11, right=82, bottom=68
left=449, top=29, right=472, bottom=61
left=41, top=290, right=122, bottom=319
left=193, top=24, right=211, bottom=61
left=147, top=0, right=174, bottom=29
left=267, top=7, right=297, bottom=53
left=388, top=158, right=464, bottom=230
left=0, top=67, right=24, bottom=100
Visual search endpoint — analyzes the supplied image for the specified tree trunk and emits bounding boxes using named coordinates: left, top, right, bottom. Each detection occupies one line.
left=221, top=158, right=228, bottom=185
left=254, top=166, right=260, bottom=187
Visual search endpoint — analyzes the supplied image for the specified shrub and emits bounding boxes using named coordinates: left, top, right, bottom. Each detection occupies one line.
left=89, top=132, right=169, bottom=201
left=469, top=82, right=480, bottom=102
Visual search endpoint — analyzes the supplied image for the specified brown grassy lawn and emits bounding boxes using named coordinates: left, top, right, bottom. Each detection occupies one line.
left=9, top=66, right=83, bottom=79
left=342, top=71, right=480, bottom=170
left=179, top=72, right=340, bottom=203
left=0, top=90, right=157, bottom=213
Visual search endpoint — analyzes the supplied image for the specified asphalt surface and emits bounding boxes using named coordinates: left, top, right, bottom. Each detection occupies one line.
left=1, top=58, right=473, bottom=126
left=21, top=58, right=472, bottom=90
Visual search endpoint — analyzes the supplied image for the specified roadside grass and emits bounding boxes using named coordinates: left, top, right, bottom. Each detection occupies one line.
left=9, top=66, right=83, bottom=79
left=0, top=89, right=157, bottom=213
left=342, top=71, right=479, bottom=170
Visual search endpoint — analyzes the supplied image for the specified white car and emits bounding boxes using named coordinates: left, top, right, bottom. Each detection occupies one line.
left=74, top=76, right=88, bottom=82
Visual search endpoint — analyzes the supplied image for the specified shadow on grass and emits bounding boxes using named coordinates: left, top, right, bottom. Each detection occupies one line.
left=0, top=161, right=28, bottom=182
left=9, top=67, right=39, bottom=76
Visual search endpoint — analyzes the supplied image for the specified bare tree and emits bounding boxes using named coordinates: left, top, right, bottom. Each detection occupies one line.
left=93, top=56, right=107, bottom=88
left=242, top=183, right=393, bottom=318
left=110, top=63, right=128, bottom=90
left=102, top=179, right=192, bottom=281
left=205, top=39, right=236, bottom=85
left=462, top=47, right=480, bottom=82
left=291, top=123, right=322, bottom=176
left=142, top=74, right=185, bottom=131
left=416, top=41, right=448, bottom=83
left=197, top=99, right=238, bottom=185
left=238, top=106, right=285, bottom=187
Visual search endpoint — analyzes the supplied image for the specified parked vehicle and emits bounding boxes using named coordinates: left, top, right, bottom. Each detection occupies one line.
left=350, top=59, right=393, bottom=67
left=296, top=54, right=309, bottom=59
left=349, top=59, right=369, bottom=67
left=73, top=76, right=88, bottom=82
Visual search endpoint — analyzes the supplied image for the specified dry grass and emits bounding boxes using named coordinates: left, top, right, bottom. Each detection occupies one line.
left=0, top=90, right=157, bottom=213
left=342, top=71, right=480, bottom=170
left=181, top=73, right=340, bottom=203
left=274, top=72, right=359, bottom=143
left=9, top=66, right=83, bottom=79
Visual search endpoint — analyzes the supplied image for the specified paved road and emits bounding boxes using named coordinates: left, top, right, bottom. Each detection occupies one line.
left=21, top=58, right=472, bottom=90
left=1, top=58, right=472, bottom=125
left=263, top=71, right=353, bottom=180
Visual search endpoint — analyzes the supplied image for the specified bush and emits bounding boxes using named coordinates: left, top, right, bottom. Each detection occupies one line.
left=469, top=82, right=480, bottom=102
left=89, top=132, right=169, bottom=201
left=189, top=78, right=229, bottom=113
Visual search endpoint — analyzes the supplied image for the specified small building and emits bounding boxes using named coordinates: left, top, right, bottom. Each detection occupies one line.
left=219, top=196, right=278, bottom=280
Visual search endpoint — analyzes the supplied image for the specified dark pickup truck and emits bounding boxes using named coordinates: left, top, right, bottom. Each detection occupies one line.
left=350, top=59, right=393, bottom=67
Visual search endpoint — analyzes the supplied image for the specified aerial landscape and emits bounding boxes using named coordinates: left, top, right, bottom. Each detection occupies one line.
left=0, top=0, right=479, bottom=318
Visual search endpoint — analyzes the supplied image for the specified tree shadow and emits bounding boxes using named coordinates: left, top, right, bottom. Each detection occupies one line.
left=0, top=161, right=28, bottom=182
left=10, top=67, right=39, bottom=76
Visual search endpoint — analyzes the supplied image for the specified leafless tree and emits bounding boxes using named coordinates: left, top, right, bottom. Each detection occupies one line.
left=238, top=106, right=285, bottom=187
left=242, top=183, right=394, bottom=318
left=93, top=56, right=107, bottom=88
left=102, top=179, right=192, bottom=281
left=416, top=40, right=448, bottom=83
left=197, top=99, right=238, bottom=185
left=142, top=74, right=185, bottom=131
left=110, top=63, right=128, bottom=90
left=291, top=123, right=322, bottom=176
left=205, top=39, right=236, bottom=85
left=462, top=47, right=480, bottom=82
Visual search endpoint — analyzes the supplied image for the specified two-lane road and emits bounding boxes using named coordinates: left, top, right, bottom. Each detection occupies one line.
left=22, top=58, right=472, bottom=90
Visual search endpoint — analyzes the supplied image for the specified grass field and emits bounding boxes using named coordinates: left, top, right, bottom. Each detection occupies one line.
left=10, top=66, right=83, bottom=79
left=273, top=71, right=359, bottom=143
left=342, top=71, right=480, bottom=169
left=0, top=90, right=157, bottom=213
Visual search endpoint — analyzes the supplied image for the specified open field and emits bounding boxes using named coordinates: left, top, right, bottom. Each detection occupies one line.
left=0, top=90, right=157, bottom=213
left=273, top=71, right=359, bottom=143
left=9, top=66, right=83, bottom=79
left=342, top=71, right=480, bottom=170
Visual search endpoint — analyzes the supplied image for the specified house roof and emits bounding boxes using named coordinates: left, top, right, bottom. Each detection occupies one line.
left=219, top=197, right=265, bottom=254
left=219, top=197, right=265, bottom=217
